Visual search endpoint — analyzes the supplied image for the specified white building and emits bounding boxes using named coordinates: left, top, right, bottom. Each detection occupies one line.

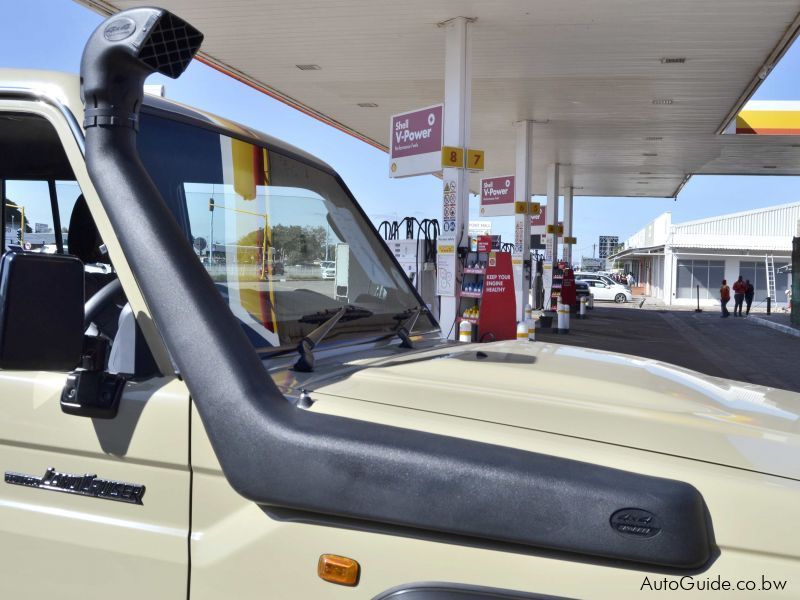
left=609, top=202, right=798, bottom=307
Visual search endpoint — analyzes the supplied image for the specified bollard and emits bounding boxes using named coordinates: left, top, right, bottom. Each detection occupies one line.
left=527, top=317, right=536, bottom=341
left=767, top=296, right=771, bottom=315
left=579, top=296, right=587, bottom=319
left=458, top=319, right=472, bottom=343
left=524, top=304, right=532, bottom=324
left=516, top=321, right=529, bottom=342
left=694, top=284, right=702, bottom=313
left=555, top=303, right=564, bottom=333
left=557, top=302, right=570, bottom=334
left=587, top=294, right=594, bottom=310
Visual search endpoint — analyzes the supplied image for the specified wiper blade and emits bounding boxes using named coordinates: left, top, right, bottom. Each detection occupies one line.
left=298, top=304, right=373, bottom=325
left=293, top=305, right=373, bottom=372
left=392, top=306, right=423, bottom=349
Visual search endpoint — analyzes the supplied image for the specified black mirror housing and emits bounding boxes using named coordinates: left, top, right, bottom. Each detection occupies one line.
left=0, top=252, right=85, bottom=370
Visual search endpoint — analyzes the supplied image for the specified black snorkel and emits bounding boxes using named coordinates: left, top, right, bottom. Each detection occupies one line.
left=80, top=7, right=712, bottom=569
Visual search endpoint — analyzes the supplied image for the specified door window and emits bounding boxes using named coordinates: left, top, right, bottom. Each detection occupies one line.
left=3, top=180, right=84, bottom=253
left=0, top=111, right=132, bottom=354
left=1, top=113, right=83, bottom=255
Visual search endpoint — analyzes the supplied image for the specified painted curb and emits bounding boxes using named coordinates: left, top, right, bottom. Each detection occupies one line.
left=749, top=316, right=800, bottom=338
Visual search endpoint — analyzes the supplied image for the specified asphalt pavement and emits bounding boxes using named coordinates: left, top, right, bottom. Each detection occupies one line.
left=535, top=304, right=800, bottom=393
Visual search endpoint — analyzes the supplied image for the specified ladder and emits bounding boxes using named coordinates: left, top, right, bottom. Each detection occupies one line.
left=765, top=255, right=777, bottom=301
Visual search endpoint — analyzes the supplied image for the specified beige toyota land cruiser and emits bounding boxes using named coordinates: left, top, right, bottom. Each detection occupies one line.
left=0, top=8, right=797, bottom=599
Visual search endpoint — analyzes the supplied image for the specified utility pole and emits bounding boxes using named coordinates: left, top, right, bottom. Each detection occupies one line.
left=592, top=243, right=596, bottom=258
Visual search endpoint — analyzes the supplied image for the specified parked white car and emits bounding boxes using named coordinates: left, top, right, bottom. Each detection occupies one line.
left=577, top=278, right=634, bottom=303
left=574, top=272, right=624, bottom=287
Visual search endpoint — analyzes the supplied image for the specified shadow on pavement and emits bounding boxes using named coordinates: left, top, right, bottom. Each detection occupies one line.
left=536, top=306, right=800, bottom=393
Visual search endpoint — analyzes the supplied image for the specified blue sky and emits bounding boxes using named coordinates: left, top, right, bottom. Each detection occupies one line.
left=2, top=0, right=799, bottom=259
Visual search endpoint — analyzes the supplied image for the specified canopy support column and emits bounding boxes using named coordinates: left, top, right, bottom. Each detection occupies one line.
left=438, top=16, right=473, bottom=339
left=563, top=185, right=574, bottom=265
left=514, top=119, right=533, bottom=319
left=543, top=163, right=560, bottom=309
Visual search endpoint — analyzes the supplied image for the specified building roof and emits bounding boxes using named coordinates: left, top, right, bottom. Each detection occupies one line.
left=672, top=201, right=800, bottom=251
left=672, top=200, right=800, bottom=229
left=615, top=202, right=800, bottom=256
left=76, top=0, right=800, bottom=199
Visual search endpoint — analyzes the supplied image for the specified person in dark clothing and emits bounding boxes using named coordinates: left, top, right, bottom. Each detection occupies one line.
left=720, top=279, right=731, bottom=318
left=732, top=275, right=746, bottom=317
left=744, top=279, right=755, bottom=315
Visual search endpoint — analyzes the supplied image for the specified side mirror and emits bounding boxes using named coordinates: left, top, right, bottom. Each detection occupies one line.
left=0, top=252, right=84, bottom=370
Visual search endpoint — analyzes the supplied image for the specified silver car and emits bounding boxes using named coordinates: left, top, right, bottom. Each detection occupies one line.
left=320, top=260, right=336, bottom=280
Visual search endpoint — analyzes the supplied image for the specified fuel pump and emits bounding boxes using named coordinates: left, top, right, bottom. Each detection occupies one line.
left=560, top=266, right=577, bottom=309
left=381, top=217, right=439, bottom=319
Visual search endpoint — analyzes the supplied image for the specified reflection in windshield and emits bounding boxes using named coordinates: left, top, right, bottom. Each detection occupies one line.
left=138, top=113, right=436, bottom=349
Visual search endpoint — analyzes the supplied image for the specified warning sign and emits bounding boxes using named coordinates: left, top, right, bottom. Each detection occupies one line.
left=545, top=233, right=554, bottom=261
left=441, top=179, right=457, bottom=235
left=514, top=218, right=524, bottom=253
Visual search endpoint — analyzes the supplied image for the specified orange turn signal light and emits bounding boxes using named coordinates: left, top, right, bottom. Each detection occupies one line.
left=317, top=554, right=360, bottom=586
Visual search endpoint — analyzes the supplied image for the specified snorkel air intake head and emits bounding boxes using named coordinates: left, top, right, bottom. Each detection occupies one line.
left=80, top=7, right=203, bottom=130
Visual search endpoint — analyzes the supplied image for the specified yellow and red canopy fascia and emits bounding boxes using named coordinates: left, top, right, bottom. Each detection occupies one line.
left=735, top=101, right=800, bottom=135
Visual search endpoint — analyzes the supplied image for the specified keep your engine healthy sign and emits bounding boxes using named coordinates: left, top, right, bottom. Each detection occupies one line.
left=479, top=176, right=515, bottom=216
left=389, top=104, right=443, bottom=178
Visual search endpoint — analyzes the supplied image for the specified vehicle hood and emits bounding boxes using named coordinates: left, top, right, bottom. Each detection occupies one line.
left=311, top=341, right=800, bottom=480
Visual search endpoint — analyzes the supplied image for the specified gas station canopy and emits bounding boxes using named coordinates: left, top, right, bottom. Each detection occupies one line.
left=78, top=0, right=800, bottom=197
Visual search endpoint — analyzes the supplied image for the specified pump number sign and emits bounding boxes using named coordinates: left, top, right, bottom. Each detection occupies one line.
left=467, top=149, right=485, bottom=171
left=389, top=104, right=443, bottom=178
left=441, top=146, right=464, bottom=168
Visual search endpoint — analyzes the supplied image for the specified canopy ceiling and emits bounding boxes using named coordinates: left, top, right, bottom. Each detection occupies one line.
left=77, top=0, right=800, bottom=197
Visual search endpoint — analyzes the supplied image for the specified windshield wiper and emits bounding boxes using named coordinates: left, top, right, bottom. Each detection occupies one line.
left=392, top=306, right=423, bottom=349
left=293, top=305, right=373, bottom=372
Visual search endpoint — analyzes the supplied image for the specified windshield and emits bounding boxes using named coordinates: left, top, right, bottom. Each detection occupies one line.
left=138, top=112, right=436, bottom=349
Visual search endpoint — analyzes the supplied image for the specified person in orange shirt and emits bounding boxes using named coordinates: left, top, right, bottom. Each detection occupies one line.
left=720, top=279, right=731, bottom=318
left=732, top=275, right=747, bottom=317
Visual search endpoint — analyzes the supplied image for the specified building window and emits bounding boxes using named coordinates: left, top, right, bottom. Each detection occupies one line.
left=676, top=259, right=725, bottom=300
left=738, top=261, right=790, bottom=302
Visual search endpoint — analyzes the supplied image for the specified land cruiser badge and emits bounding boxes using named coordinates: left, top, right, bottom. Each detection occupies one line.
left=5, top=468, right=145, bottom=505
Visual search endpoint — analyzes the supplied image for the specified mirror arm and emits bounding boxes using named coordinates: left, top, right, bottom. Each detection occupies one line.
left=60, top=335, right=126, bottom=419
